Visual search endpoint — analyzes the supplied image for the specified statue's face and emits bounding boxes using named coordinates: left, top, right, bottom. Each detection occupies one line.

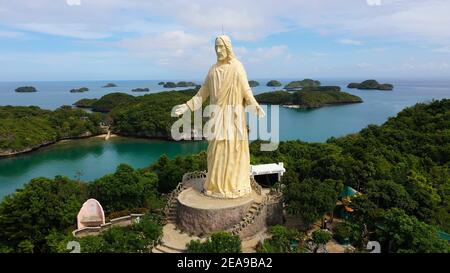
left=215, top=38, right=228, bottom=62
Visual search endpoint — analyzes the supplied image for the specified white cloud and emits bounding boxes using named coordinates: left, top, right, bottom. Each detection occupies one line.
left=1, top=0, right=450, bottom=45
left=119, top=31, right=206, bottom=52
left=312, top=52, right=329, bottom=57
left=356, top=62, right=373, bottom=68
left=1, top=0, right=450, bottom=79
left=0, top=30, right=24, bottom=38
left=18, top=23, right=110, bottom=39
left=338, top=39, right=364, bottom=46
left=235, top=45, right=289, bottom=63
left=433, top=46, right=450, bottom=53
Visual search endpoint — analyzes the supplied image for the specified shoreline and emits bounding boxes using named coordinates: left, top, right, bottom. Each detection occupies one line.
left=0, top=132, right=205, bottom=159
left=0, top=133, right=112, bottom=158
left=281, top=100, right=363, bottom=109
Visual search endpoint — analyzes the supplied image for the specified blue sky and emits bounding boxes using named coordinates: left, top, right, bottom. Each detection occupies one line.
left=0, top=0, right=449, bottom=81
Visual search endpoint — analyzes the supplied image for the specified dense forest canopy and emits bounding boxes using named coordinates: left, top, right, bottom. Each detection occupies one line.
left=347, top=80, right=394, bottom=91
left=255, top=90, right=362, bottom=108
left=0, top=106, right=103, bottom=155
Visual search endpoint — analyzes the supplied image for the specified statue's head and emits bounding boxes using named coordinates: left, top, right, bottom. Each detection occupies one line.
left=215, top=35, right=235, bottom=63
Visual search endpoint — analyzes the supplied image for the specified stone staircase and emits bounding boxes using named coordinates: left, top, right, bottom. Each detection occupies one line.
left=154, top=171, right=208, bottom=253
left=165, top=192, right=181, bottom=224
left=163, top=172, right=206, bottom=224
left=229, top=198, right=266, bottom=236
left=152, top=223, right=204, bottom=253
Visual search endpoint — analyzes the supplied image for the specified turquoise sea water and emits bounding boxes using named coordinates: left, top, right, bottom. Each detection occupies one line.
left=0, top=78, right=449, bottom=198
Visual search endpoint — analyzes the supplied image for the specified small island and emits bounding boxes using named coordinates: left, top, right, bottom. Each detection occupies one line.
left=162, top=81, right=197, bottom=88
left=103, top=83, right=117, bottom=88
left=284, top=79, right=321, bottom=91
left=131, top=88, right=150, bottom=92
left=347, top=80, right=394, bottom=90
left=266, top=80, right=282, bottom=87
left=255, top=90, right=362, bottom=109
left=70, top=87, right=89, bottom=93
left=176, top=81, right=196, bottom=88
left=249, top=80, right=260, bottom=87
left=163, top=82, right=177, bottom=88
left=158, top=82, right=165, bottom=85
left=15, top=86, right=37, bottom=93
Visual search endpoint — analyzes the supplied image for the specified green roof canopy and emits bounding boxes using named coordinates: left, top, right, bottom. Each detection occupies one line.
left=438, top=230, right=450, bottom=241
left=339, top=186, right=358, bottom=198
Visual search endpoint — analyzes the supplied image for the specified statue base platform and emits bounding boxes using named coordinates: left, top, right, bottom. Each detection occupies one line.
left=175, top=178, right=283, bottom=239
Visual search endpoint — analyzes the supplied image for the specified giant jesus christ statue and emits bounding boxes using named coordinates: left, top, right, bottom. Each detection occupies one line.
left=173, top=35, right=265, bottom=199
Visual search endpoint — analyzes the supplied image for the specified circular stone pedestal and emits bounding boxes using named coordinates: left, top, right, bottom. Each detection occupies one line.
left=176, top=179, right=272, bottom=239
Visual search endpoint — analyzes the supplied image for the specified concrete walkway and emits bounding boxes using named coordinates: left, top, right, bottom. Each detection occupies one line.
left=326, top=239, right=346, bottom=253
left=152, top=223, right=270, bottom=253
left=152, top=223, right=204, bottom=253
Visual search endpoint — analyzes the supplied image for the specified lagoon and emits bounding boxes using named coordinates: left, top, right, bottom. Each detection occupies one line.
left=0, top=137, right=207, bottom=198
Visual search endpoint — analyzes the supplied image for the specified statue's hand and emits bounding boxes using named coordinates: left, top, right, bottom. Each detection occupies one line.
left=256, top=105, right=266, bottom=118
left=173, top=103, right=189, bottom=117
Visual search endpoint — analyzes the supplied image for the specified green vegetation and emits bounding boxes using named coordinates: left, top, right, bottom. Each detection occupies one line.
left=249, top=99, right=450, bottom=252
left=375, top=208, right=449, bottom=253
left=0, top=164, right=165, bottom=253
left=284, top=79, right=321, bottom=90
left=284, top=178, right=342, bottom=226
left=160, top=81, right=196, bottom=88
left=91, top=92, right=136, bottom=113
left=379, top=83, right=394, bottom=90
left=302, top=86, right=341, bottom=92
left=47, top=214, right=162, bottom=253
left=347, top=80, right=394, bottom=90
left=333, top=221, right=363, bottom=246
left=0, top=97, right=449, bottom=253
left=149, top=152, right=207, bottom=193
left=254, top=91, right=293, bottom=105
left=292, top=90, right=362, bottom=108
left=312, top=229, right=332, bottom=245
left=254, top=90, right=362, bottom=108
left=186, top=232, right=241, bottom=253
left=70, top=87, right=89, bottom=93
left=67, top=87, right=198, bottom=139
left=266, top=80, right=282, bottom=87
left=248, top=80, right=260, bottom=87
left=176, top=81, right=196, bottom=87
left=73, top=98, right=98, bottom=108
left=0, top=176, right=88, bottom=253
left=15, top=86, right=37, bottom=92
left=73, top=88, right=359, bottom=139
left=131, top=88, right=149, bottom=92
left=109, top=89, right=198, bottom=138
left=347, top=83, right=360, bottom=89
left=88, top=164, right=162, bottom=214
left=257, top=225, right=303, bottom=253
left=102, top=83, right=117, bottom=88
left=0, top=105, right=103, bottom=156
left=163, top=82, right=177, bottom=88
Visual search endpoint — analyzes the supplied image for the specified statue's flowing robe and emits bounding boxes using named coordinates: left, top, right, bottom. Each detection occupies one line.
left=186, top=58, right=261, bottom=198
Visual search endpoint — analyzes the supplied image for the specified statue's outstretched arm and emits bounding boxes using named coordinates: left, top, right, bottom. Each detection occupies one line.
left=173, top=82, right=209, bottom=117
left=186, top=84, right=209, bottom=112
left=244, top=87, right=265, bottom=118
left=238, top=63, right=265, bottom=118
